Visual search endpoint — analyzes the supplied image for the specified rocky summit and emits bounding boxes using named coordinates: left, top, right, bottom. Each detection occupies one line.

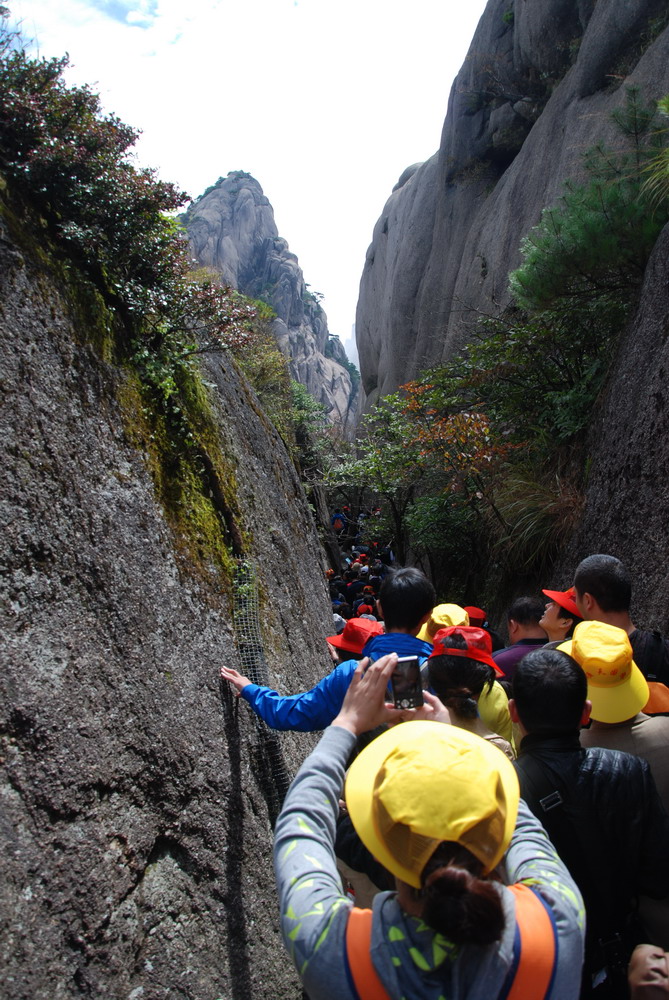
left=356, top=0, right=669, bottom=411
left=184, top=172, right=358, bottom=435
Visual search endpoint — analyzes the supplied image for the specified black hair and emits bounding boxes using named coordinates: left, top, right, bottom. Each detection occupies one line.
left=428, top=634, right=495, bottom=720
left=512, top=647, right=587, bottom=735
left=378, top=567, right=436, bottom=631
left=333, top=648, right=364, bottom=663
left=507, top=596, right=545, bottom=626
left=573, top=554, right=632, bottom=613
left=553, top=604, right=583, bottom=637
left=420, top=841, right=505, bottom=945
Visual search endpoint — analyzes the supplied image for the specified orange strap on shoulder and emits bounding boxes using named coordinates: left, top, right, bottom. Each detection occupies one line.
left=644, top=682, right=669, bottom=714
left=505, top=883, right=557, bottom=1000
left=345, top=885, right=556, bottom=1000
left=345, top=907, right=391, bottom=1000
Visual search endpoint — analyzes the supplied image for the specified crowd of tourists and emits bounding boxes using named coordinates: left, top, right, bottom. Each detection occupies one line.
left=220, top=547, right=669, bottom=1000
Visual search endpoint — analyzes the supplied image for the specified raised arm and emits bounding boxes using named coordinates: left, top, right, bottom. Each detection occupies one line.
left=220, top=659, right=359, bottom=731
left=273, top=656, right=401, bottom=998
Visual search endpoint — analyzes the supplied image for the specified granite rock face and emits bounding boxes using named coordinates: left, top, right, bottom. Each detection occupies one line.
left=555, top=224, right=669, bottom=633
left=356, top=0, right=669, bottom=409
left=185, top=172, right=358, bottom=435
left=0, top=208, right=333, bottom=998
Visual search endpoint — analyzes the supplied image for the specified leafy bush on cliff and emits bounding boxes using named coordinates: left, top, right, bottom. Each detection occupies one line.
left=511, top=88, right=667, bottom=312
left=0, top=7, right=256, bottom=360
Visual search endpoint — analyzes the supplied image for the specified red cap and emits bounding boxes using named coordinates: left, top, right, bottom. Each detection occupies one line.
left=542, top=587, right=580, bottom=619
left=464, top=606, right=486, bottom=626
left=430, top=626, right=504, bottom=677
left=327, top=617, right=384, bottom=654
left=355, top=604, right=375, bottom=617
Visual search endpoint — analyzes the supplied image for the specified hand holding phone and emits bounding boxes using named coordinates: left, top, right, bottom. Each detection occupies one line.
left=390, top=656, right=424, bottom=710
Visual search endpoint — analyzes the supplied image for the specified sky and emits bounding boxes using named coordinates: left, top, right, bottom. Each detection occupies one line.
left=11, top=0, right=488, bottom=366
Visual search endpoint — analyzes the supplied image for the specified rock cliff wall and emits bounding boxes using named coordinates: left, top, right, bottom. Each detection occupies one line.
left=0, top=204, right=333, bottom=997
left=185, top=172, right=358, bottom=435
left=356, top=0, right=669, bottom=409
left=555, top=223, right=669, bottom=632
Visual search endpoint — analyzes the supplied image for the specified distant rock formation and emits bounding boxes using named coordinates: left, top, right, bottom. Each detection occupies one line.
left=356, top=0, right=669, bottom=410
left=184, top=172, right=358, bottom=435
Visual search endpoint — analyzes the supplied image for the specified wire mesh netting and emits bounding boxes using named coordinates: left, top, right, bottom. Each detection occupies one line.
left=232, top=558, right=270, bottom=686
left=228, top=558, right=292, bottom=819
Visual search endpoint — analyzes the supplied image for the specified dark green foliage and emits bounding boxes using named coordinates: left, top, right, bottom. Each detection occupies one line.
left=501, top=7, right=514, bottom=26
left=233, top=300, right=297, bottom=444
left=442, top=300, right=618, bottom=446
left=642, top=95, right=669, bottom=209
left=495, top=86, right=669, bottom=445
left=0, top=30, right=183, bottom=320
left=510, top=88, right=668, bottom=313
left=290, top=381, right=329, bottom=476
left=404, top=494, right=485, bottom=594
left=0, top=9, right=257, bottom=364
left=341, top=355, right=360, bottom=393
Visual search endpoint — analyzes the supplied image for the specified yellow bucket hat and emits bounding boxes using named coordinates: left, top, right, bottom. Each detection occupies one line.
left=345, top=721, right=519, bottom=889
left=417, top=603, right=469, bottom=643
left=559, top=621, right=648, bottom=723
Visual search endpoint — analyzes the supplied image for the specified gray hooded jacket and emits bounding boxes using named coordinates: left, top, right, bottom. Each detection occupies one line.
left=274, top=724, right=585, bottom=1000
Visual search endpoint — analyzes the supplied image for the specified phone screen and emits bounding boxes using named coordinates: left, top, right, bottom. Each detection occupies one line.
left=391, top=656, right=424, bottom=709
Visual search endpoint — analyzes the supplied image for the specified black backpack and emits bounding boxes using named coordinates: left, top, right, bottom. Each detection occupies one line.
left=630, top=629, right=669, bottom=687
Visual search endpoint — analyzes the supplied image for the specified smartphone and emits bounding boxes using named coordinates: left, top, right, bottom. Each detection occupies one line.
left=390, top=656, right=424, bottom=710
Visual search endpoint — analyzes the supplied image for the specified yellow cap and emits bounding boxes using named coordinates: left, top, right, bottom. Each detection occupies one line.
left=345, top=722, right=519, bottom=889
left=417, top=604, right=469, bottom=643
left=559, top=621, right=648, bottom=723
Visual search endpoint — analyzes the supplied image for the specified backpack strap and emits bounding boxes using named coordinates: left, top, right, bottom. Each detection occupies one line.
left=502, top=884, right=558, bottom=1000
left=345, top=907, right=391, bottom=1000
left=345, top=885, right=557, bottom=1000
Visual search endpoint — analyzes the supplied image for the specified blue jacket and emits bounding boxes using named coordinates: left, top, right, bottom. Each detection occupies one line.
left=240, top=632, right=433, bottom=732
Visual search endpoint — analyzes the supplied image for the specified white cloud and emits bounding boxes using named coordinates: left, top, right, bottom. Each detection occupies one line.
left=11, top=0, right=488, bottom=349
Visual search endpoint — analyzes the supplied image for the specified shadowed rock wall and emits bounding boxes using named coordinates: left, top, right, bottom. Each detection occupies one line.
left=185, top=172, right=358, bottom=435
left=356, top=0, right=669, bottom=409
left=0, top=205, right=332, bottom=997
left=554, top=224, right=669, bottom=632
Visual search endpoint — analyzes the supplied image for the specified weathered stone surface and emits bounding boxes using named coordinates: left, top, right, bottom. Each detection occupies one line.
left=356, top=155, right=440, bottom=406
left=0, top=210, right=333, bottom=998
left=185, top=173, right=358, bottom=435
left=356, top=0, right=669, bottom=410
left=555, top=224, right=669, bottom=633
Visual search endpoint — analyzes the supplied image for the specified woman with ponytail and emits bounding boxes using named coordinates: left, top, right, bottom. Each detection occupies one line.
left=273, top=654, right=585, bottom=1000
left=419, top=842, right=506, bottom=945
